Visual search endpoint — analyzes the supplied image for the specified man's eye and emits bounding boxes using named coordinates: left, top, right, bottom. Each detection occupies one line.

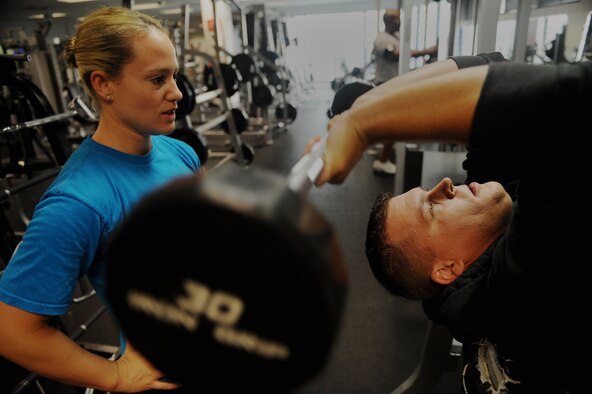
left=152, top=76, right=165, bottom=84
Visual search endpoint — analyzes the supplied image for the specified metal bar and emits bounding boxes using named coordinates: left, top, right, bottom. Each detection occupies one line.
left=195, top=89, right=223, bottom=104
left=1, top=111, right=76, bottom=134
left=194, top=114, right=229, bottom=134
left=0, top=54, right=31, bottom=62
left=0, top=167, right=61, bottom=202
left=1, top=96, right=96, bottom=135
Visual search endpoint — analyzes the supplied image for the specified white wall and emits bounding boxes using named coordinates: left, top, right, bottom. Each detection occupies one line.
left=497, top=0, right=592, bottom=60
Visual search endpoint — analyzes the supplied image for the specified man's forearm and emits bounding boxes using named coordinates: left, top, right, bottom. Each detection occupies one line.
left=347, top=64, right=489, bottom=145
left=354, top=58, right=460, bottom=106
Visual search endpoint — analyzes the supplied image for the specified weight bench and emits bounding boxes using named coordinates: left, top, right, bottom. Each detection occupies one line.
left=392, top=321, right=463, bottom=394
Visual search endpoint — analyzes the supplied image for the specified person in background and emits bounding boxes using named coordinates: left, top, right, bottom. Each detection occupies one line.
left=371, top=8, right=437, bottom=176
left=0, top=7, right=201, bottom=392
left=309, top=53, right=588, bottom=392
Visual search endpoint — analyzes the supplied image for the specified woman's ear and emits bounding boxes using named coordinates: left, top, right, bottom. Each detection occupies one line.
left=430, top=260, right=464, bottom=285
left=89, top=70, right=113, bottom=103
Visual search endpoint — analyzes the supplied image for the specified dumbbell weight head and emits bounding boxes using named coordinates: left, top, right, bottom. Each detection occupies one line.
left=260, top=50, right=280, bottom=76
left=231, top=142, right=255, bottom=165
left=105, top=162, right=348, bottom=393
left=275, top=103, right=297, bottom=124
left=328, top=81, right=375, bottom=118
left=175, top=74, right=196, bottom=118
left=203, top=63, right=240, bottom=97
left=167, top=128, right=209, bottom=165
left=231, top=53, right=256, bottom=83
left=252, top=85, right=274, bottom=108
left=221, top=108, right=249, bottom=135
left=268, top=72, right=291, bottom=93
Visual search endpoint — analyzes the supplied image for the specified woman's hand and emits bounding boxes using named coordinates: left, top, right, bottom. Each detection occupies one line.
left=112, top=342, right=181, bottom=392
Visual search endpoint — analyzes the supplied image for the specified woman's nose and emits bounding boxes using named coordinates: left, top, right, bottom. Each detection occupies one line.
left=170, top=79, right=183, bottom=102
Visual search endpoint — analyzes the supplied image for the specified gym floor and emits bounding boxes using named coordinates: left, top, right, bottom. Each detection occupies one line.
left=226, top=82, right=461, bottom=394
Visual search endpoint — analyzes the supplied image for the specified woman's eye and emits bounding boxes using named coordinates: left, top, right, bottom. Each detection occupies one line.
left=152, top=76, right=165, bottom=85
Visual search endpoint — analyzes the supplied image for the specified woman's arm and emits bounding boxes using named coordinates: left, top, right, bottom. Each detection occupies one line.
left=0, top=301, right=179, bottom=392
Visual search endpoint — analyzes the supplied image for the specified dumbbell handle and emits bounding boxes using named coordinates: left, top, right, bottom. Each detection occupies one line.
left=0, top=53, right=31, bottom=62
left=287, top=136, right=326, bottom=197
left=1, top=111, right=77, bottom=134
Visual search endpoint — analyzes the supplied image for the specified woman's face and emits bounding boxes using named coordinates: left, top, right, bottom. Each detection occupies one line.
left=109, top=27, right=182, bottom=137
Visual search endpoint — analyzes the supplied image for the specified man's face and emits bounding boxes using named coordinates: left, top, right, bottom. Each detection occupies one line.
left=385, top=15, right=401, bottom=33
left=386, top=177, right=512, bottom=264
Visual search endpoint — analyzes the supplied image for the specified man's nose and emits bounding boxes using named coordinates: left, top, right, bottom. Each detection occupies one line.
left=429, top=177, right=455, bottom=199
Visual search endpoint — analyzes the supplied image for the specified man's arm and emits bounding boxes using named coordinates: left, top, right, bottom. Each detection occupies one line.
left=411, top=45, right=438, bottom=59
left=384, top=45, right=437, bottom=62
left=354, top=53, right=506, bottom=108
left=317, top=64, right=489, bottom=185
left=353, top=58, right=460, bottom=107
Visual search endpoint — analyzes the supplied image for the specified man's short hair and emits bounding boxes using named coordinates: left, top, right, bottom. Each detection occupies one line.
left=365, top=192, right=444, bottom=300
left=383, top=9, right=401, bottom=24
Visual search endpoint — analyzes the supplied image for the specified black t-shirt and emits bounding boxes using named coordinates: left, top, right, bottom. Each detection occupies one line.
left=424, top=58, right=591, bottom=393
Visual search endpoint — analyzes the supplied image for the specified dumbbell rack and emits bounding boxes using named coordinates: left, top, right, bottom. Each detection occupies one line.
left=247, top=46, right=297, bottom=137
left=216, top=46, right=271, bottom=148
left=183, top=49, right=252, bottom=171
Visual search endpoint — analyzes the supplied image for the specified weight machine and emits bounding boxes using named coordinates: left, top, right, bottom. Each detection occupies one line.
left=203, top=1, right=299, bottom=146
left=0, top=53, right=79, bottom=177
left=170, top=4, right=254, bottom=170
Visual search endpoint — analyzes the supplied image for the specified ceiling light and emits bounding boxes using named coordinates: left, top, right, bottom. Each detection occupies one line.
left=133, top=3, right=163, bottom=11
left=57, top=0, right=98, bottom=3
left=160, top=8, right=183, bottom=15
left=28, top=12, right=68, bottom=20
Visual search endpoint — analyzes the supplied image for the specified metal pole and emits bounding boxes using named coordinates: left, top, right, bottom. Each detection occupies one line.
left=512, top=0, right=533, bottom=63
left=473, top=0, right=501, bottom=54
left=447, top=0, right=457, bottom=57
left=211, top=0, right=221, bottom=63
left=227, top=0, right=248, bottom=49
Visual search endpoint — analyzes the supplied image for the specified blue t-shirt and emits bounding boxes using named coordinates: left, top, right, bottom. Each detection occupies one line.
left=0, top=135, right=200, bottom=352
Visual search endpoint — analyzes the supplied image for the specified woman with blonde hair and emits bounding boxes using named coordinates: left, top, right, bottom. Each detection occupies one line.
left=0, top=6, right=200, bottom=392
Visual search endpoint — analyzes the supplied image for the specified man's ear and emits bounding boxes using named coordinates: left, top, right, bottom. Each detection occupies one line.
left=430, top=260, right=464, bottom=285
left=89, top=70, right=113, bottom=102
